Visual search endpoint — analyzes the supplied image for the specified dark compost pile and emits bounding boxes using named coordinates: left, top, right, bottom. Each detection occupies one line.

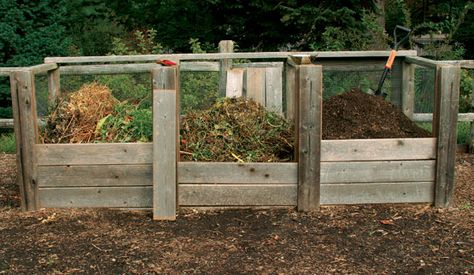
left=323, top=89, right=431, bottom=139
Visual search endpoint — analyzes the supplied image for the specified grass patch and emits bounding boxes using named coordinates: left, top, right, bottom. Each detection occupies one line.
left=0, top=132, right=16, bottom=153
left=416, top=121, right=472, bottom=144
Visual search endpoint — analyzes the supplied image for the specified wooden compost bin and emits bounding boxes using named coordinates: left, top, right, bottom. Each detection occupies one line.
left=9, top=45, right=460, bottom=220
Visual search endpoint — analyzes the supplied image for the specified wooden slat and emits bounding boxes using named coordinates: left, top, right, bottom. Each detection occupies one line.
left=178, top=162, right=297, bottom=184
left=402, top=62, right=415, bottom=118
left=234, top=62, right=285, bottom=68
left=0, top=118, right=14, bottom=128
left=59, top=62, right=219, bottom=75
left=405, top=56, right=439, bottom=68
left=225, top=68, right=244, bottom=97
left=180, top=61, right=219, bottom=72
left=179, top=184, right=296, bottom=206
left=219, top=40, right=234, bottom=97
left=390, top=59, right=403, bottom=107
left=30, top=63, right=58, bottom=75
left=35, top=143, right=153, bottom=166
left=434, top=65, right=461, bottom=207
left=37, top=165, right=152, bottom=187
left=13, top=70, right=39, bottom=210
left=321, top=138, right=437, bottom=161
left=0, top=67, right=19, bottom=76
left=321, top=182, right=434, bottom=204
left=44, top=50, right=418, bottom=64
left=152, top=66, right=178, bottom=220
left=285, top=61, right=297, bottom=122
left=38, top=186, right=152, bottom=208
left=36, top=160, right=434, bottom=188
left=60, top=63, right=156, bottom=75
left=321, top=160, right=435, bottom=184
left=297, top=65, right=322, bottom=210
left=47, top=67, right=60, bottom=102
left=265, top=66, right=283, bottom=113
left=245, top=67, right=265, bottom=105
left=413, top=113, right=474, bottom=122
left=312, top=59, right=385, bottom=72
left=9, top=73, right=26, bottom=210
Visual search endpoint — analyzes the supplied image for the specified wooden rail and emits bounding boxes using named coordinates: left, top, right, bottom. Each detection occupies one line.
left=44, top=50, right=417, bottom=64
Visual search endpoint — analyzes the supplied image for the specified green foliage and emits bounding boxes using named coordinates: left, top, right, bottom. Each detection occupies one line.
left=109, top=29, right=164, bottom=55
left=98, top=103, right=152, bottom=142
left=385, top=0, right=412, bottom=36
left=0, top=132, right=16, bottom=154
left=63, top=0, right=125, bottom=56
left=180, top=38, right=219, bottom=113
left=95, top=74, right=151, bottom=109
left=181, top=72, right=219, bottom=113
left=0, top=0, right=71, bottom=118
left=460, top=69, right=474, bottom=113
left=417, top=121, right=471, bottom=145
left=311, top=10, right=387, bottom=51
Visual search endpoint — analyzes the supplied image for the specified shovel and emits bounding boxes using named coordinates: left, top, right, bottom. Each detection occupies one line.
left=373, top=25, right=411, bottom=97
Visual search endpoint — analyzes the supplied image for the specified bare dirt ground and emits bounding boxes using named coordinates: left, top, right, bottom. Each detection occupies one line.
left=1, top=152, right=473, bottom=274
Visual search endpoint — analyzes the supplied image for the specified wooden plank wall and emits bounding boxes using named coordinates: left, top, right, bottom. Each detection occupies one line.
left=35, top=138, right=437, bottom=208
left=226, top=63, right=284, bottom=114
left=321, top=138, right=437, bottom=204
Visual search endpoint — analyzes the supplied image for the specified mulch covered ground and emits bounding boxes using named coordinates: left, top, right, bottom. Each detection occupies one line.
left=0, top=152, right=473, bottom=274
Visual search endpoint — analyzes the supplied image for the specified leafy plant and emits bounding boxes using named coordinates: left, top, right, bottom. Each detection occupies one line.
left=0, top=132, right=16, bottom=153
left=97, top=103, right=152, bottom=142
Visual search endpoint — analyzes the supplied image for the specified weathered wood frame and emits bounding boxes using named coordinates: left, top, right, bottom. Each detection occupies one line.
left=9, top=50, right=461, bottom=219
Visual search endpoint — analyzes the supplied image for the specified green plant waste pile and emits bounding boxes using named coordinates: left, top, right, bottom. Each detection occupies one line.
left=42, top=83, right=294, bottom=162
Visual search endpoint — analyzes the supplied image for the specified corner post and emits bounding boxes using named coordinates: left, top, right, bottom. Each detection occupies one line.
left=434, top=64, right=460, bottom=207
left=10, top=70, right=39, bottom=211
left=152, top=65, right=179, bottom=220
left=296, top=64, right=322, bottom=211
left=219, top=40, right=234, bottom=97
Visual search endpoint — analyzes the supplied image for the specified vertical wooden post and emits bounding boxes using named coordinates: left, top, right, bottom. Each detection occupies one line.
left=152, top=66, right=178, bottom=220
left=297, top=64, right=322, bottom=211
left=10, top=70, right=38, bottom=211
left=470, top=79, right=474, bottom=153
left=401, top=61, right=415, bottom=119
left=285, top=59, right=297, bottom=122
left=219, top=40, right=234, bottom=97
left=47, top=66, right=60, bottom=103
left=470, top=121, right=474, bottom=154
left=434, top=65, right=460, bottom=208
left=390, top=58, right=403, bottom=108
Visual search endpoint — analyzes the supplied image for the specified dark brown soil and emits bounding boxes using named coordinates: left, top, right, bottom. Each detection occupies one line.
left=1, top=152, right=473, bottom=274
left=323, top=89, right=431, bottom=139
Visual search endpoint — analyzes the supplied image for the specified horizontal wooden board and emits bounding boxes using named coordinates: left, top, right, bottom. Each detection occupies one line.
left=59, top=62, right=219, bottom=75
left=179, top=184, right=297, bottom=206
left=38, top=186, right=152, bottom=208
left=413, top=113, right=474, bottom=122
left=35, top=143, right=153, bottom=166
left=37, top=165, right=152, bottom=187
left=178, top=162, right=297, bottom=184
left=321, top=182, right=434, bottom=204
left=38, top=181, right=433, bottom=208
left=44, top=50, right=417, bottom=64
left=404, top=56, right=439, bottom=68
left=321, top=160, right=435, bottom=183
left=321, top=138, right=436, bottom=161
left=37, top=162, right=297, bottom=187
left=180, top=62, right=219, bottom=72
